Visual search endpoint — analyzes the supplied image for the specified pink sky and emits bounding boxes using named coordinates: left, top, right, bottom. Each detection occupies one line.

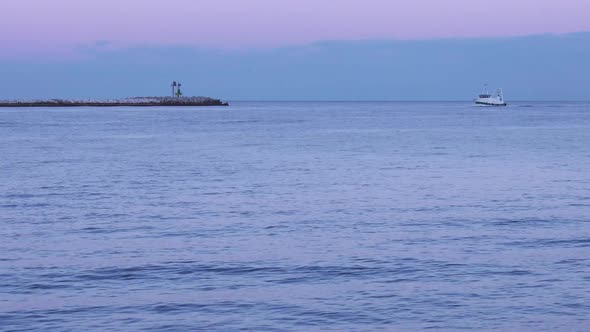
left=2, top=0, right=590, bottom=49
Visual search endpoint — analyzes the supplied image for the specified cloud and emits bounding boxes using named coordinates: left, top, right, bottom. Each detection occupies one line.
left=1, top=33, right=590, bottom=100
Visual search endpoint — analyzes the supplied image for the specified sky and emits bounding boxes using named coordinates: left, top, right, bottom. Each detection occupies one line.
left=3, top=0, right=590, bottom=50
left=1, top=1, right=590, bottom=100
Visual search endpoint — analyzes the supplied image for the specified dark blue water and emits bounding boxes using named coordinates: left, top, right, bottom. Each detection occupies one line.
left=1, top=102, right=590, bottom=331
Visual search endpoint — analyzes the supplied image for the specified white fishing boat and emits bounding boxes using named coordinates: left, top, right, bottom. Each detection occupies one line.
left=475, top=85, right=507, bottom=106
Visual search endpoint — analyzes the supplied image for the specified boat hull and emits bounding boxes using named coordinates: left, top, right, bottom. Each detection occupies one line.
left=475, top=101, right=507, bottom=106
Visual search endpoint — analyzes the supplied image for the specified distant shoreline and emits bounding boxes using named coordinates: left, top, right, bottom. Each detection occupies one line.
left=0, top=96, right=229, bottom=107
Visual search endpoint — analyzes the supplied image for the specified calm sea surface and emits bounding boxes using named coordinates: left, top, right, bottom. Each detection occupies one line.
left=1, top=102, right=590, bottom=331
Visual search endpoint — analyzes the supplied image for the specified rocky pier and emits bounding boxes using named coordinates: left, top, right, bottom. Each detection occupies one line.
left=0, top=96, right=229, bottom=107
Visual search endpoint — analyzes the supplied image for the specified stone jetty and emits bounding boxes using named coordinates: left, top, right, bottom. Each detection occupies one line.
left=0, top=96, right=229, bottom=107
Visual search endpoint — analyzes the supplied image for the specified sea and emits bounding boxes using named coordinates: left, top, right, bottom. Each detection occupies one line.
left=1, top=101, right=589, bottom=331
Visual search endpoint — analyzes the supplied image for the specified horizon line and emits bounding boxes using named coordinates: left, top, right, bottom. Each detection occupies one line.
left=227, top=100, right=590, bottom=103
